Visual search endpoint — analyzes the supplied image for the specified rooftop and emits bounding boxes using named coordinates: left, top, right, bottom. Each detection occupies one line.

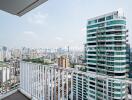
left=87, top=9, right=125, bottom=22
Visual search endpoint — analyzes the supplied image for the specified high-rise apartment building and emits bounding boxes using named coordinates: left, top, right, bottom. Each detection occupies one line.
left=86, top=10, right=128, bottom=100
left=73, top=10, right=129, bottom=100
left=58, top=56, right=69, bottom=68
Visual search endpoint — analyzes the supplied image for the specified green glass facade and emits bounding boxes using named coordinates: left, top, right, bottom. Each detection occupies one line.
left=86, top=11, right=128, bottom=100
left=73, top=11, right=129, bottom=100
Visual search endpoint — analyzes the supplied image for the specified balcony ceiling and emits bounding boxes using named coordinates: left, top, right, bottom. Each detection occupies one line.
left=0, top=0, right=48, bottom=16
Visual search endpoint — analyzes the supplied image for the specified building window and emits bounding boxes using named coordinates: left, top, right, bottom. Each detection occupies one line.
left=88, top=20, right=97, bottom=25
left=106, top=15, right=113, bottom=20
left=98, top=17, right=105, bottom=22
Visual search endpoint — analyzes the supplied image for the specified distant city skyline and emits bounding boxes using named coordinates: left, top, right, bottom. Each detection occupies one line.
left=0, top=0, right=132, bottom=49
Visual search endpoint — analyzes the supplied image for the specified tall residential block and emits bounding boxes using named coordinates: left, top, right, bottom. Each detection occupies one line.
left=86, top=10, right=129, bottom=100
left=73, top=10, right=129, bottom=100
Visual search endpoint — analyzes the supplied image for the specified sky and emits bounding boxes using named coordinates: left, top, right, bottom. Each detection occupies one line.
left=0, top=0, right=132, bottom=49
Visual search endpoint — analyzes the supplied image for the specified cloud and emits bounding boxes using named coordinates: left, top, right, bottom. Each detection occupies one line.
left=27, top=12, right=48, bottom=24
left=23, top=31, right=38, bottom=39
left=24, top=31, right=36, bottom=36
left=55, top=37, right=63, bottom=41
left=68, top=40, right=74, bottom=43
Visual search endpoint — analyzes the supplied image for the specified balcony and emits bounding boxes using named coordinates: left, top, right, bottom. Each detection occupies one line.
left=0, top=61, right=132, bottom=100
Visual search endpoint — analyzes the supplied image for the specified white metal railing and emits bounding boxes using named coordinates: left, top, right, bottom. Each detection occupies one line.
left=20, top=61, right=132, bottom=100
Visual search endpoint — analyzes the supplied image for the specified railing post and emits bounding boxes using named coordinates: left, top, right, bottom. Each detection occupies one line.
left=44, top=67, right=47, bottom=100
left=25, top=63, right=27, bottom=91
left=20, top=62, right=22, bottom=89
left=31, top=63, right=33, bottom=96
left=36, top=64, right=39, bottom=99
left=27, top=63, right=29, bottom=93
left=42, top=66, right=44, bottom=100
left=51, top=67, right=53, bottom=100
left=54, top=68, right=56, bottom=100
left=32, top=63, right=34, bottom=96
left=62, top=70, right=64, bottom=100
left=66, top=72, right=68, bottom=100
left=47, top=69, right=50, bottom=100
left=71, top=72, right=73, bottom=100
left=34, top=64, right=36, bottom=97
left=29, top=63, right=32, bottom=94
left=39, top=65, right=41, bottom=99
left=58, top=70, right=60, bottom=100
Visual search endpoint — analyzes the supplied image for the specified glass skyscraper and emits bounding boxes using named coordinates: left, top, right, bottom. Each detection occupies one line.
left=73, top=10, right=129, bottom=100
left=86, top=10, right=128, bottom=100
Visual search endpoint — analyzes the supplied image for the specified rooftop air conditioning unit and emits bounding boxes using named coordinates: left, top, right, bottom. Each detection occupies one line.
left=0, top=0, right=48, bottom=16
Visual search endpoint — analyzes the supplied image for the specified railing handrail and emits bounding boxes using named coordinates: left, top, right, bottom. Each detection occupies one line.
left=21, top=61, right=132, bottom=84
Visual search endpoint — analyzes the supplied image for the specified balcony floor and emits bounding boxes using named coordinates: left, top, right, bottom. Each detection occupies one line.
left=2, top=91, right=30, bottom=100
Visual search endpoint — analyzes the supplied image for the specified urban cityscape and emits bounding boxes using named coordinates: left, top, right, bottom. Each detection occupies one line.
left=0, top=0, right=132, bottom=100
